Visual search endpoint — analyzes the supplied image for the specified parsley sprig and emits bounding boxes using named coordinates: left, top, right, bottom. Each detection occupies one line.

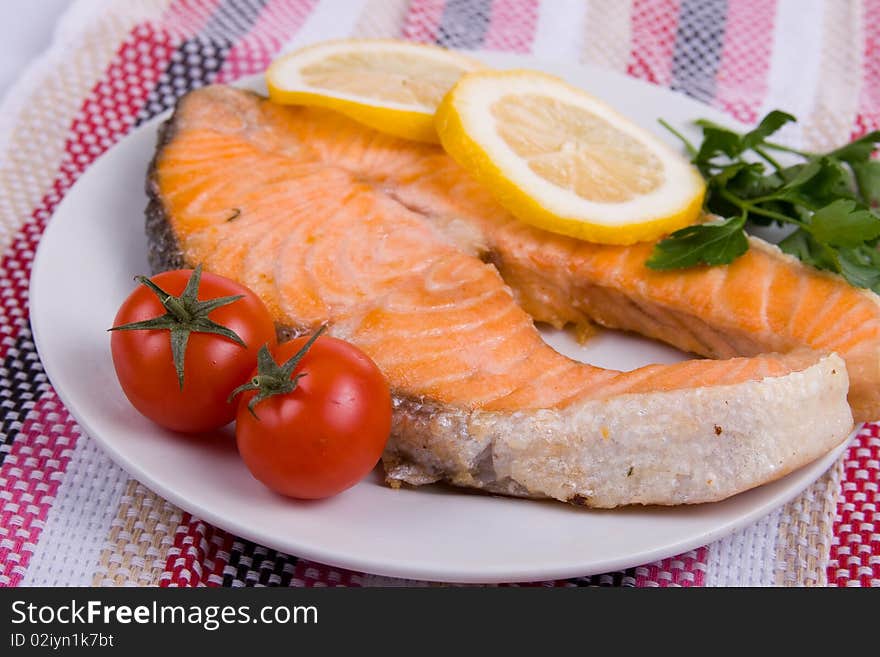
left=647, top=110, right=880, bottom=292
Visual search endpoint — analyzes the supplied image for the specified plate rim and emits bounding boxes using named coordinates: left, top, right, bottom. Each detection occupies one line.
left=28, top=55, right=855, bottom=583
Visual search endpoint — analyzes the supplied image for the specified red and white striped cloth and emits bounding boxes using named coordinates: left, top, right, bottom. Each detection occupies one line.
left=0, top=0, right=877, bottom=587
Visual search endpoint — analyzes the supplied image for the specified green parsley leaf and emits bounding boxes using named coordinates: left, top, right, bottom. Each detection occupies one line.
left=722, top=164, right=778, bottom=201
left=852, top=159, right=880, bottom=207
left=809, top=199, right=880, bottom=247
left=776, top=159, right=823, bottom=192
left=827, top=130, right=880, bottom=163
left=741, top=110, right=796, bottom=150
left=779, top=230, right=880, bottom=291
left=711, top=162, right=759, bottom=187
left=835, top=245, right=880, bottom=293
left=777, top=158, right=856, bottom=208
left=778, top=228, right=838, bottom=271
left=646, top=214, right=748, bottom=270
left=694, top=126, right=742, bottom=164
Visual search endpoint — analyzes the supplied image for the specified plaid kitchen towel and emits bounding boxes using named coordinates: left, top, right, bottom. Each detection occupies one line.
left=0, top=0, right=877, bottom=587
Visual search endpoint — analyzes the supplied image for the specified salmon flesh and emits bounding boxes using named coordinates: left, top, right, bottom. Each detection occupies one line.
left=146, top=86, right=858, bottom=507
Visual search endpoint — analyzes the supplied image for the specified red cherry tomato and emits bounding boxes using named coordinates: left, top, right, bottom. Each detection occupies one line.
left=110, top=268, right=276, bottom=433
left=234, top=335, right=392, bottom=499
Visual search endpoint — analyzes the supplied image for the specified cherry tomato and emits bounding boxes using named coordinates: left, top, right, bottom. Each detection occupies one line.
left=234, top=335, right=392, bottom=499
left=110, top=268, right=276, bottom=433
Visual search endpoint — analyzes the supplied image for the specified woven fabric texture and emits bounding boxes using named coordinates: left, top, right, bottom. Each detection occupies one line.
left=0, top=0, right=877, bottom=587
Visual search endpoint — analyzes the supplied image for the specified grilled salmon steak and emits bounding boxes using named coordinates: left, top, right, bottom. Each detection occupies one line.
left=146, top=86, right=857, bottom=507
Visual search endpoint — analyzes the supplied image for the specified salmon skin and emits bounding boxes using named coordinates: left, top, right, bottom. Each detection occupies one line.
left=146, top=86, right=854, bottom=507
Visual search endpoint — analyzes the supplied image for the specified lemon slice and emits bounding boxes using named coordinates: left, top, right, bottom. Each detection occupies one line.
left=435, top=70, right=706, bottom=244
left=266, top=39, right=484, bottom=143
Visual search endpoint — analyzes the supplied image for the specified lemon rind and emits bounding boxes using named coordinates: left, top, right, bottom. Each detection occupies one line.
left=268, top=86, right=439, bottom=143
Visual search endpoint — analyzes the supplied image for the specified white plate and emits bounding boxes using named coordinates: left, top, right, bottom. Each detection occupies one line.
left=29, top=53, right=853, bottom=583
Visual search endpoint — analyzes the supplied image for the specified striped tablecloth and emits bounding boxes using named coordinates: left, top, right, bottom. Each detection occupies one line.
left=1, top=0, right=877, bottom=587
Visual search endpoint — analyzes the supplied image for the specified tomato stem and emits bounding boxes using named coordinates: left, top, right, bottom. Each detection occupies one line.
left=228, top=325, right=327, bottom=419
left=163, top=295, right=192, bottom=322
left=109, top=264, right=246, bottom=389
